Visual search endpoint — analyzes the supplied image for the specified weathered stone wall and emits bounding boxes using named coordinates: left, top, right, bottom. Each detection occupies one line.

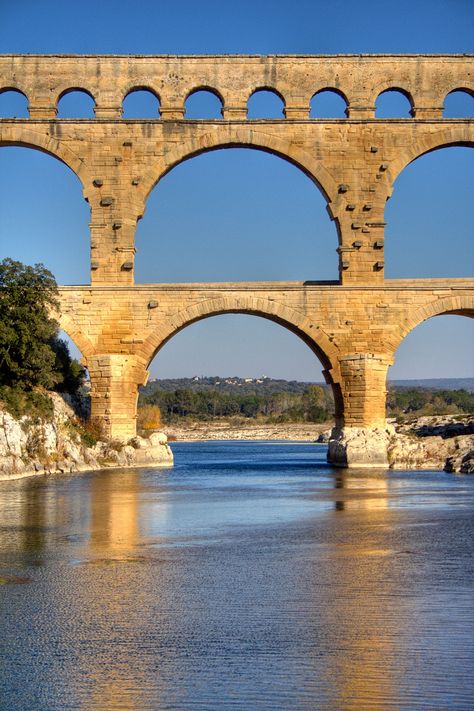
left=56, top=280, right=474, bottom=442
left=1, top=54, right=473, bottom=464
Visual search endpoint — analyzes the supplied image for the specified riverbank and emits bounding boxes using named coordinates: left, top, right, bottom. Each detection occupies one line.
left=0, top=394, right=173, bottom=481
left=164, top=421, right=329, bottom=442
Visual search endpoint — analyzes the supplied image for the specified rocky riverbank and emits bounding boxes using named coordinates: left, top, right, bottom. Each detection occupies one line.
left=388, top=415, right=474, bottom=473
left=0, top=394, right=173, bottom=480
left=164, top=421, right=329, bottom=442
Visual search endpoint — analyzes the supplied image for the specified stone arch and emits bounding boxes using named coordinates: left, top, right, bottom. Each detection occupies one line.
left=375, top=87, right=414, bottom=117
left=0, top=126, right=88, bottom=184
left=122, top=84, right=161, bottom=102
left=0, top=88, right=29, bottom=117
left=443, top=89, right=474, bottom=117
left=392, top=295, right=474, bottom=353
left=141, top=127, right=339, bottom=209
left=184, top=87, right=224, bottom=118
left=56, top=312, right=96, bottom=364
left=385, top=127, right=474, bottom=199
left=185, top=85, right=225, bottom=105
left=310, top=88, right=349, bottom=118
left=56, top=86, right=96, bottom=106
left=142, top=294, right=341, bottom=384
left=247, top=87, right=286, bottom=118
left=122, top=86, right=161, bottom=118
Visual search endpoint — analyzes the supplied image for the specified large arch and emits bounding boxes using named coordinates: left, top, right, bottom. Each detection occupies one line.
left=0, top=143, right=91, bottom=285
left=56, top=312, right=96, bottom=364
left=386, top=128, right=474, bottom=192
left=135, top=144, right=340, bottom=283
left=384, top=144, right=474, bottom=278
left=141, top=295, right=343, bottom=421
left=0, top=125, right=88, bottom=182
left=392, top=295, right=474, bottom=354
left=144, top=302, right=342, bottom=426
left=140, top=127, right=339, bottom=209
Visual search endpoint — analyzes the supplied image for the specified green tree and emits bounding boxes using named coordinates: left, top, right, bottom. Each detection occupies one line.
left=0, top=258, right=84, bottom=393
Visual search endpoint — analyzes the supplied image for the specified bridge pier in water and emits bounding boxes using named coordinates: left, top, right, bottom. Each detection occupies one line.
left=86, top=346, right=394, bottom=468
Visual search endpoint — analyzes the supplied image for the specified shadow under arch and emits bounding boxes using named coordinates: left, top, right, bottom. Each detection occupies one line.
left=391, top=295, right=474, bottom=354
left=142, top=296, right=344, bottom=423
left=0, top=126, right=88, bottom=185
left=140, top=127, right=339, bottom=214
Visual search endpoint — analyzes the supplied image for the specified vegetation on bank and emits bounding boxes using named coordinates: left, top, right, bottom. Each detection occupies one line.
left=0, top=258, right=85, bottom=421
left=139, top=377, right=474, bottom=425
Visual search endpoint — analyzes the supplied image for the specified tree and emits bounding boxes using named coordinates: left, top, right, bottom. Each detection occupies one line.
left=0, top=258, right=84, bottom=393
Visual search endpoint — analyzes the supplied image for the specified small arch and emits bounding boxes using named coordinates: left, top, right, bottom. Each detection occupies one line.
left=375, top=88, right=414, bottom=118
left=0, top=88, right=29, bottom=118
left=443, top=89, right=474, bottom=118
left=310, top=89, right=348, bottom=119
left=184, top=88, right=223, bottom=119
left=57, top=88, right=96, bottom=118
left=247, top=88, right=285, bottom=119
left=122, top=87, right=160, bottom=119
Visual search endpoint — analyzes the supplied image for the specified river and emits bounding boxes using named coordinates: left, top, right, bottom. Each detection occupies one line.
left=1, top=441, right=473, bottom=710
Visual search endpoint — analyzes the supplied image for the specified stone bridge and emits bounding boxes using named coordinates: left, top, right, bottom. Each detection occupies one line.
left=1, top=54, right=473, bottom=465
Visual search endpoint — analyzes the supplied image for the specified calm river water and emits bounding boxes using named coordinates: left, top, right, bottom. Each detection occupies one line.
left=1, top=441, right=473, bottom=710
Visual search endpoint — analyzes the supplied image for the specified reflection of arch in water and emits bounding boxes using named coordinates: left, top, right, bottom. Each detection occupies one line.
left=142, top=296, right=343, bottom=424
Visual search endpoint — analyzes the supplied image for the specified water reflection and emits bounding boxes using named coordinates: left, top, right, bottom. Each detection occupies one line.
left=334, top=469, right=390, bottom=511
left=89, top=471, right=140, bottom=551
left=323, top=471, right=398, bottom=709
left=0, top=443, right=473, bottom=710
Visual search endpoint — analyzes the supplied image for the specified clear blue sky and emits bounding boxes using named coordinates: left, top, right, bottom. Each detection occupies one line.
left=0, top=0, right=473, bottom=381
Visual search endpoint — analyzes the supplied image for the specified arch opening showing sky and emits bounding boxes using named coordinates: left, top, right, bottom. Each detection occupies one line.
left=388, top=315, right=474, bottom=381
left=148, top=314, right=325, bottom=381
left=384, top=146, right=474, bottom=279
left=0, top=146, right=90, bottom=285
left=135, top=147, right=337, bottom=283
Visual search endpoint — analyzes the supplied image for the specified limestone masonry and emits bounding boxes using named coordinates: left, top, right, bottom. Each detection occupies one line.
left=1, top=54, right=473, bottom=466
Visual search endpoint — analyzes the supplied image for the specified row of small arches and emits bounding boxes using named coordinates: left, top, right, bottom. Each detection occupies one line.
left=1, top=87, right=474, bottom=119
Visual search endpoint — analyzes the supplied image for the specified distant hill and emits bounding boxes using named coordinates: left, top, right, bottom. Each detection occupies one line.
left=142, top=376, right=474, bottom=395
left=142, top=376, right=313, bottom=396
left=388, top=378, right=474, bottom=393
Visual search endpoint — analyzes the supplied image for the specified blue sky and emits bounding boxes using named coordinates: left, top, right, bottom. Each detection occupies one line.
left=0, top=0, right=473, bottom=381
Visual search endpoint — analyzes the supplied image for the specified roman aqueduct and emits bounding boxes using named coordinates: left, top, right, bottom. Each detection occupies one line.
left=1, top=54, right=473, bottom=465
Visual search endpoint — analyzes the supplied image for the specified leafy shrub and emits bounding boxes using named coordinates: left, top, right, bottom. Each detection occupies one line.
left=137, top=404, right=162, bottom=434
